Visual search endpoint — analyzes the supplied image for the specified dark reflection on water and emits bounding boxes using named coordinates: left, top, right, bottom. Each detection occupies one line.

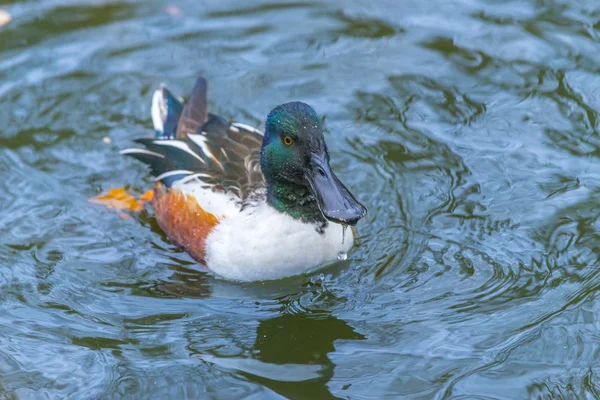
left=3, top=0, right=600, bottom=398
left=200, top=312, right=365, bottom=400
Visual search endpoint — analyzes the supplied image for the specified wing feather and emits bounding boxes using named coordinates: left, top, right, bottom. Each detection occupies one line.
left=176, top=77, right=208, bottom=139
left=122, top=77, right=266, bottom=203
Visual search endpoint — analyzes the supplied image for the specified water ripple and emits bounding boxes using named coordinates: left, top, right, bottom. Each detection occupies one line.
left=2, top=0, right=600, bottom=398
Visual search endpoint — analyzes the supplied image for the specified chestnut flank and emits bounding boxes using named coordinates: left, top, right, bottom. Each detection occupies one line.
left=152, top=184, right=219, bottom=262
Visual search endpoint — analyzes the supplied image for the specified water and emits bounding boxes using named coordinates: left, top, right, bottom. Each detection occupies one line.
left=1, top=0, right=600, bottom=398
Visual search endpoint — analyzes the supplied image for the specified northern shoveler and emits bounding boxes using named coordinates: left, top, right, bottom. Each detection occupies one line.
left=119, top=77, right=366, bottom=281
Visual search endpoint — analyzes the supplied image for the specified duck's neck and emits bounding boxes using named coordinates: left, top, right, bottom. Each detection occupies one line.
left=266, top=181, right=327, bottom=228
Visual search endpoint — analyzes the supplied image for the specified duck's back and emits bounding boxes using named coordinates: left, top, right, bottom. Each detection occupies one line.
left=122, top=78, right=266, bottom=264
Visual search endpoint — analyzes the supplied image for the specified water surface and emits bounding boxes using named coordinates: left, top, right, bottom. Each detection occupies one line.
left=1, top=0, right=600, bottom=398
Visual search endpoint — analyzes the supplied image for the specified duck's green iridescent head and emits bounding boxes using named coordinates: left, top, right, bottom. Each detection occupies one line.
left=260, top=102, right=366, bottom=226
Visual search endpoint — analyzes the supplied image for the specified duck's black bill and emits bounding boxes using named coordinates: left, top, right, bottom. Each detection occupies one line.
left=305, top=155, right=366, bottom=226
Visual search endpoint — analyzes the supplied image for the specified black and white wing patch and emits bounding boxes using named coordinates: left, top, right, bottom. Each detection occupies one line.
left=123, top=76, right=266, bottom=201
left=122, top=116, right=266, bottom=200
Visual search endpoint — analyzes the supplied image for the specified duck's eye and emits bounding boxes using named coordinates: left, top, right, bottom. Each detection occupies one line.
left=283, top=136, right=293, bottom=146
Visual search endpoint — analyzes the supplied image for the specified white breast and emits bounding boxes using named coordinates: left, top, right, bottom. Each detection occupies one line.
left=205, top=203, right=354, bottom=282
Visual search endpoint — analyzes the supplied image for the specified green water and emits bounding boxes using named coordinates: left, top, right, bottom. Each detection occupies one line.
left=2, top=0, right=600, bottom=398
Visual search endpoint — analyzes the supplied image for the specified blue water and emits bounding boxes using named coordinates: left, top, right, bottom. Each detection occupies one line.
left=2, top=0, right=600, bottom=398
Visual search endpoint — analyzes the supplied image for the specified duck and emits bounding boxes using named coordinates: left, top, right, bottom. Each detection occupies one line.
left=120, top=77, right=366, bottom=282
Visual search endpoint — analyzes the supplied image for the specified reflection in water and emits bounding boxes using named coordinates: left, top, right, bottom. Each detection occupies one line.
left=156, top=265, right=213, bottom=299
left=202, top=312, right=364, bottom=400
